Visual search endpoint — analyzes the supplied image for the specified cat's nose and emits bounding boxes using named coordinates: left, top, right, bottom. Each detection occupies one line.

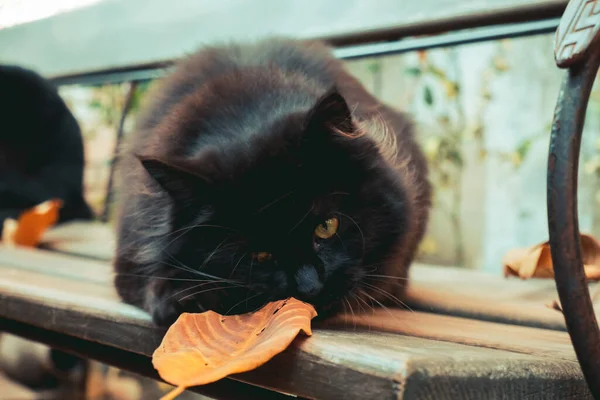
left=295, top=265, right=323, bottom=300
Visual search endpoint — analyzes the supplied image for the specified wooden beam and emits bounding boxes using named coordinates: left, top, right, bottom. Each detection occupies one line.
left=0, top=0, right=567, bottom=79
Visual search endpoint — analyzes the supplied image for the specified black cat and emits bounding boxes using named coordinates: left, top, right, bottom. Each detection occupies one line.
left=113, top=38, right=431, bottom=326
left=0, top=65, right=94, bottom=234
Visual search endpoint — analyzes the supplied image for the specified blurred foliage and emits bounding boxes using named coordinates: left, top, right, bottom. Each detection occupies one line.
left=129, top=80, right=153, bottom=115
left=409, top=42, right=514, bottom=265
left=88, top=84, right=128, bottom=127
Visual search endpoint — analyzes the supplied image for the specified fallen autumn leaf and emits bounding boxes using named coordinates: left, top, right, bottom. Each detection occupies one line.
left=152, top=298, right=317, bottom=400
left=503, top=233, right=600, bottom=281
left=1, top=199, right=63, bottom=248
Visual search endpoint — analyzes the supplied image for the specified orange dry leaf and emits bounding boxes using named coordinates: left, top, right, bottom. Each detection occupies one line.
left=1, top=199, right=62, bottom=247
left=153, top=298, right=317, bottom=400
left=503, top=233, right=600, bottom=280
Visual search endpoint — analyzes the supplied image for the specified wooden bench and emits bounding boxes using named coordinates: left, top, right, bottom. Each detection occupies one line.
left=0, top=222, right=594, bottom=399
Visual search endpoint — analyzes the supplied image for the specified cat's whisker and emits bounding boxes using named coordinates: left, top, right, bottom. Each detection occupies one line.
left=229, top=252, right=248, bottom=278
left=198, top=237, right=230, bottom=270
left=341, top=298, right=349, bottom=329
left=362, top=296, right=397, bottom=322
left=159, top=281, right=229, bottom=307
left=161, top=223, right=229, bottom=253
left=334, top=232, right=348, bottom=251
left=357, top=288, right=376, bottom=315
left=179, top=285, right=243, bottom=303
left=167, top=282, right=214, bottom=302
left=333, top=212, right=365, bottom=257
left=362, top=260, right=395, bottom=268
left=288, top=204, right=315, bottom=234
left=362, top=267, right=380, bottom=274
left=344, top=297, right=357, bottom=331
left=361, top=282, right=414, bottom=313
left=162, top=257, right=213, bottom=278
left=359, top=288, right=399, bottom=321
left=364, top=274, right=409, bottom=281
left=249, top=295, right=272, bottom=314
left=255, top=190, right=296, bottom=214
left=352, top=291, right=366, bottom=314
left=164, top=223, right=237, bottom=241
left=194, top=300, right=206, bottom=312
left=162, top=254, right=244, bottom=285
left=248, top=257, right=255, bottom=284
left=355, top=289, right=375, bottom=315
left=351, top=290, right=372, bottom=332
left=162, top=255, right=204, bottom=276
left=363, top=277, right=408, bottom=292
left=224, top=292, right=263, bottom=316
left=113, top=272, right=226, bottom=283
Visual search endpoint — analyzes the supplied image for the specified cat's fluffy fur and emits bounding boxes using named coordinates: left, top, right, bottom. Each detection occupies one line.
left=0, top=65, right=93, bottom=233
left=114, top=38, right=431, bottom=326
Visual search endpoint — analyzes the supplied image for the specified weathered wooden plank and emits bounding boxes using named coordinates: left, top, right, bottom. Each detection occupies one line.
left=41, top=221, right=116, bottom=262
left=42, top=222, right=114, bottom=261
left=0, top=245, right=111, bottom=284
left=323, top=310, right=576, bottom=362
left=407, top=265, right=600, bottom=331
left=0, top=0, right=568, bottom=79
left=0, top=248, right=592, bottom=399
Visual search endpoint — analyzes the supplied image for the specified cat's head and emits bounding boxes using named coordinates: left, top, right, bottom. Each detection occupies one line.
left=138, top=88, right=411, bottom=323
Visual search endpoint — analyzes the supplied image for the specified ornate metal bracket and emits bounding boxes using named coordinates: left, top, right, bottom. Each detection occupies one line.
left=549, top=0, right=600, bottom=398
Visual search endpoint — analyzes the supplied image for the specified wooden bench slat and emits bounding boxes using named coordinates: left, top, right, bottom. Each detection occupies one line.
left=41, top=221, right=115, bottom=262
left=0, top=245, right=111, bottom=284
left=407, top=264, right=600, bottom=331
left=0, top=247, right=592, bottom=398
left=324, top=310, right=577, bottom=362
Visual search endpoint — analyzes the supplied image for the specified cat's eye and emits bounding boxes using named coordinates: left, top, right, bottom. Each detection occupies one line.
left=314, top=217, right=339, bottom=239
left=253, top=252, right=273, bottom=263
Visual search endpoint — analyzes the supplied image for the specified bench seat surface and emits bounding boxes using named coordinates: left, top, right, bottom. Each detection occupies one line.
left=0, top=222, right=593, bottom=399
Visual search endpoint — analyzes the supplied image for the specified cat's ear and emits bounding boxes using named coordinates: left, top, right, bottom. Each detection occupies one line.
left=137, top=156, right=207, bottom=205
left=305, top=87, right=355, bottom=136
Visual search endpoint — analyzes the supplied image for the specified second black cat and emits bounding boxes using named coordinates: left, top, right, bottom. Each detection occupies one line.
left=0, top=65, right=93, bottom=234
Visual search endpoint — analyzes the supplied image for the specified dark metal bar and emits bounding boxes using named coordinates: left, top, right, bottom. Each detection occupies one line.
left=50, top=18, right=559, bottom=88
left=325, top=0, right=567, bottom=46
left=334, top=18, right=560, bottom=60
left=547, top=48, right=600, bottom=400
left=101, top=81, right=139, bottom=222
left=51, top=64, right=170, bottom=87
